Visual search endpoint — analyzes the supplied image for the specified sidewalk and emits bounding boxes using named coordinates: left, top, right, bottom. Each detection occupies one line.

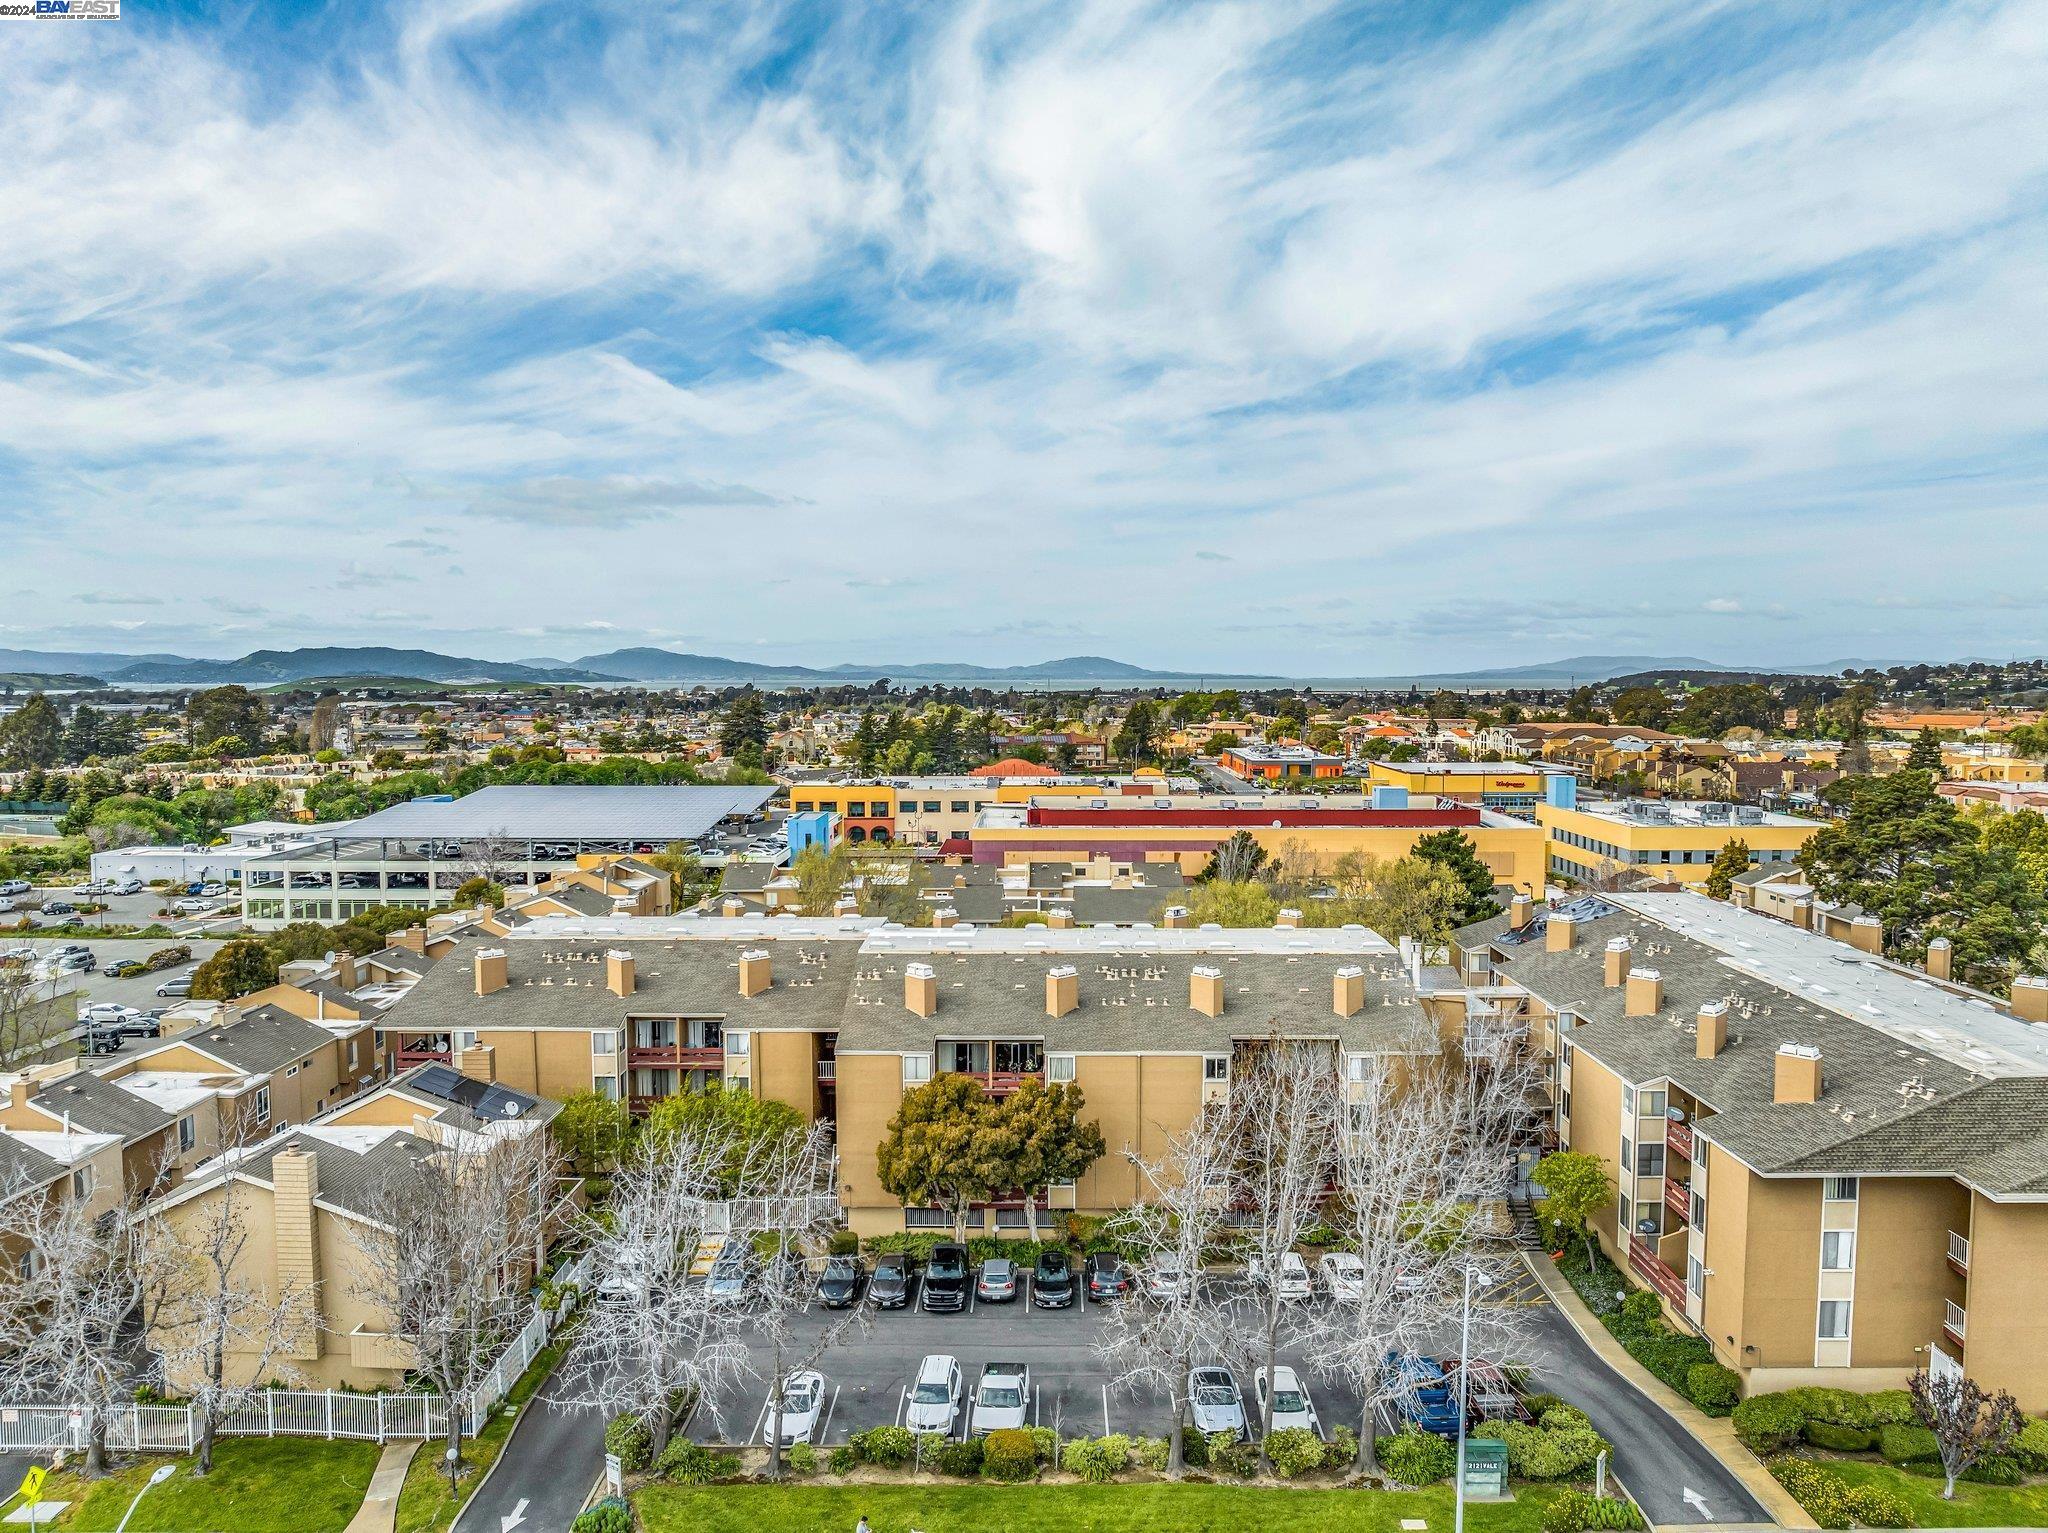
left=1522, top=1253, right=1814, bottom=1530
left=343, top=1439, right=421, bottom=1533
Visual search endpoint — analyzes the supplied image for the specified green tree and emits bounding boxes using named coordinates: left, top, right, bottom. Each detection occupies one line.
left=61, top=704, right=104, bottom=764
left=875, top=1074, right=1006, bottom=1238
left=1179, top=880, right=1280, bottom=928
left=551, top=1090, right=635, bottom=1174
left=1205, top=829, right=1267, bottom=883
left=185, top=686, right=267, bottom=756
left=1609, top=687, right=1671, bottom=730
left=189, top=940, right=279, bottom=1001
left=789, top=842, right=853, bottom=917
left=645, top=841, right=711, bottom=906
left=0, top=694, right=63, bottom=769
left=1703, top=838, right=1752, bottom=901
left=993, top=1077, right=1106, bottom=1240
left=642, top=1084, right=804, bottom=1196
left=1907, top=728, right=1944, bottom=773
left=1112, top=700, right=1162, bottom=765
left=1531, top=1150, right=1615, bottom=1272
left=452, top=876, right=505, bottom=909
left=718, top=691, right=768, bottom=758
left=1353, top=856, right=1466, bottom=944
left=1410, top=829, right=1498, bottom=924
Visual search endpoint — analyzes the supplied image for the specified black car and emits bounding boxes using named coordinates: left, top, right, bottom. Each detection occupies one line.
left=817, top=1254, right=865, bottom=1308
left=870, top=1251, right=916, bottom=1309
left=922, top=1242, right=969, bottom=1313
left=1085, top=1251, right=1133, bottom=1301
left=106, top=1013, right=163, bottom=1040
left=1032, top=1250, right=1076, bottom=1309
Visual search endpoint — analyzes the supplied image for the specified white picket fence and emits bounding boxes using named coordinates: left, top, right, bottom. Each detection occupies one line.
left=0, top=1250, right=592, bottom=1452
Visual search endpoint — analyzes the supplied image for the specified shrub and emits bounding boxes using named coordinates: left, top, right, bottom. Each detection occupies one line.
left=1475, top=1420, right=1609, bottom=1480
left=1132, top=1436, right=1171, bottom=1471
left=1377, top=1427, right=1456, bottom=1485
left=1208, top=1434, right=1258, bottom=1478
left=982, top=1428, right=1038, bottom=1482
left=1733, top=1393, right=1808, bottom=1453
left=929, top=1436, right=984, bottom=1477
left=1783, top=1388, right=1871, bottom=1428
left=850, top=1425, right=915, bottom=1467
left=827, top=1229, right=860, bottom=1255
left=2015, top=1418, right=2048, bottom=1474
left=826, top=1445, right=857, bottom=1476
left=1266, top=1426, right=1328, bottom=1479
left=785, top=1442, right=817, bottom=1476
left=1686, top=1363, right=1741, bottom=1413
left=1804, top=1420, right=1878, bottom=1453
left=1539, top=1404, right=1593, bottom=1431
left=603, top=1414, right=653, bottom=1472
left=1624, top=1330, right=1718, bottom=1392
left=1844, top=1485, right=1913, bottom=1528
left=1963, top=1454, right=2023, bottom=1486
left=1618, top=1291, right=1664, bottom=1330
left=1769, top=1457, right=1852, bottom=1530
left=572, top=1497, right=633, bottom=1533
left=1028, top=1425, right=1059, bottom=1464
left=1178, top=1428, right=1209, bottom=1468
left=1862, top=1391, right=1917, bottom=1428
left=655, top=1437, right=736, bottom=1484
left=1522, top=1392, right=1567, bottom=1419
left=1542, top=1490, right=1645, bottom=1533
left=1328, top=1423, right=1360, bottom=1471
left=1061, top=1434, right=1132, bottom=1482
left=1878, top=1423, right=1940, bottom=1467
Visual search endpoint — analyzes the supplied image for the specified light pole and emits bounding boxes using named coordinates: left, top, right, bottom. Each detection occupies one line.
left=113, top=1463, right=176, bottom=1533
left=1453, top=1263, right=1488, bottom=1533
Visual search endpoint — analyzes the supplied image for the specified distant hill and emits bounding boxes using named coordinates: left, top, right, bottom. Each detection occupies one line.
left=0, top=673, right=105, bottom=691
left=573, top=648, right=1277, bottom=683
left=105, top=648, right=621, bottom=686
left=1374, top=654, right=1861, bottom=688
left=0, top=649, right=190, bottom=675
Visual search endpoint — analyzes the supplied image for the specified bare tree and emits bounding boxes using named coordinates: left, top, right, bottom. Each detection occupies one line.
left=550, top=1120, right=757, bottom=1460
left=1094, top=1115, right=1239, bottom=1474
left=0, top=1177, right=179, bottom=1476
left=0, top=965, right=68, bottom=1067
left=351, top=1126, right=554, bottom=1485
left=1221, top=1038, right=1343, bottom=1474
left=1910, top=1367, right=2022, bottom=1500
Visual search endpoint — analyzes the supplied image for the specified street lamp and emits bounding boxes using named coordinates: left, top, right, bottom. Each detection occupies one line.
left=1453, top=1262, right=1491, bottom=1533
left=113, top=1463, right=176, bottom=1533
left=445, top=1445, right=460, bottom=1495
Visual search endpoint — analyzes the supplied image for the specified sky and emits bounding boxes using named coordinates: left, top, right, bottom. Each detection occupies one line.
left=2, top=0, right=2045, bottom=675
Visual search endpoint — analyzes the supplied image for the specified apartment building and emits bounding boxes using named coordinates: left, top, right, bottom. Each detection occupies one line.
left=1449, top=891, right=2048, bottom=1408
left=1539, top=797, right=1820, bottom=888
left=238, top=785, right=772, bottom=928
left=1364, top=760, right=1579, bottom=811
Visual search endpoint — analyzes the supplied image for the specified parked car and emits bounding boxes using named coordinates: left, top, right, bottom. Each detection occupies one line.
left=79, top=1002, right=144, bottom=1028
left=172, top=898, right=218, bottom=915
left=86, top=1031, right=125, bottom=1056
left=1318, top=1251, right=1367, bottom=1303
left=1439, top=1358, right=1530, bottom=1424
left=42, top=901, right=78, bottom=918
left=104, top=958, right=148, bottom=979
left=1031, top=1250, right=1075, bottom=1309
left=155, top=972, right=195, bottom=998
left=975, top=1257, right=1018, bottom=1303
left=1142, top=1254, right=1192, bottom=1302
left=1248, top=1250, right=1313, bottom=1302
left=704, top=1248, right=752, bottom=1305
left=816, top=1254, right=865, bottom=1309
left=921, top=1243, right=969, bottom=1313
left=48, top=949, right=93, bottom=974
left=904, top=1354, right=964, bottom=1434
left=1255, top=1365, right=1320, bottom=1436
left=1187, top=1365, right=1247, bottom=1439
left=764, top=1369, right=826, bottom=1446
left=0, top=899, right=16, bottom=915
left=1384, top=1352, right=1462, bottom=1437
left=1084, top=1251, right=1132, bottom=1301
left=199, top=882, right=227, bottom=898
left=70, top=882, right=108, bottom=898
left=596, top=1249, right=655, bottom=1303
left=762, top=1247, right=808, bottom=1297
left=0, top=880, right=30, bottom=899
left=113, top=877, right=144, bottom=896
left=870, top=1251, right=916, bottom=1309
left=970, top=1361, right=1030, bottom=1433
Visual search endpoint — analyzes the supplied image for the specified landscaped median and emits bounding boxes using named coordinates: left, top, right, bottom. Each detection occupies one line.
left=31, top=1439, right=381, bottom=1532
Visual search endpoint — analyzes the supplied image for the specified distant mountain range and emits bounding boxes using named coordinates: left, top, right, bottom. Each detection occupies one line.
left=0, top=645, right=1868, bottom=690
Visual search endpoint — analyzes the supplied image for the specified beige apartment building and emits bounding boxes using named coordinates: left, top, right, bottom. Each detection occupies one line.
left=1450, top=890, right=2048, bottom=1409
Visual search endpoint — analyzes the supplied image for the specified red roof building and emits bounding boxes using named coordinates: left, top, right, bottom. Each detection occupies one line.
left=970, top=758, right=1060, bottom=778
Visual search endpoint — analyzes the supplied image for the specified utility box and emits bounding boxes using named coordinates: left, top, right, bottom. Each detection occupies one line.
left=1461, top=1436, right=1509, bottom=1497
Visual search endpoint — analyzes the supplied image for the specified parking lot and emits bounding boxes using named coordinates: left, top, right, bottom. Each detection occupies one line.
left=5, top=887, right=242, bottom=938
left=3, top=934, right=228, bottom=1024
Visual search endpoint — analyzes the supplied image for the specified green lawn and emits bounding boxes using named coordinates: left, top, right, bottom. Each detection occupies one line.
left=38, top=1439, right=380, bottom=1533
left=1826, top=1460, right=2048, bottom=1527
left=635, top=1482, right=1567, bottom=1533
left=394, top=1327, right=576, bottom=1533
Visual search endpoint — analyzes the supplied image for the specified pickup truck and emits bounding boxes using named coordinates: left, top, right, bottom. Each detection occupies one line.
left=970, top=1361, right=1030, bottom=1433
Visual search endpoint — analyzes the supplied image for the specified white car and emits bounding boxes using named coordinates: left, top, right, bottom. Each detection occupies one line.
left=1248, top=1250, right=1313, bottom=1301
left=1187, top=1365, right=1247, bottom=1439
left=172, top=898, right=218, bottom=915
left=765, top=1369, right=826, bottom=1445
left=0, top=881, right=29, bottom=899
left=1256, top=1365, right=1320, bottom=1435
left=904, top=1354, right=963, bottom=1434
left=78, top=1002, right=144, bottom=1027
left=0, top=899, right=15, bottom=916
left=199, top=882, right=227, bottom=898
left=1318, top=1251, right=1367, bottom=1303
left=113, top=878, right=144, bottom=896
left=970, top=1362, right=1030, bottom=1434
left=70, top=882, right=108, bottom=898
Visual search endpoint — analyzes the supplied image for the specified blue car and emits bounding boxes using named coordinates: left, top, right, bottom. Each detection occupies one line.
left=1385, top=1351, right=1464, bottom=1437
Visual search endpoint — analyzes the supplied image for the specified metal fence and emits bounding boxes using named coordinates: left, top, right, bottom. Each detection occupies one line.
left=0, top=1251, right=592, bottom=1452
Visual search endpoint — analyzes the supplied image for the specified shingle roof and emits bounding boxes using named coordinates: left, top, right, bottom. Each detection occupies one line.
left=0, top=1132, right=68, bottom=1195
left=235, top=1128, right=443, bottom=1223
left=186, top=1007, right=343, bottom=1075
left=33, top=1069, right=173, bottom=1141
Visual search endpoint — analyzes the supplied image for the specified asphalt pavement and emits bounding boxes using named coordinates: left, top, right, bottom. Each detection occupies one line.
left=454, top=1388, right=607, bottom=1533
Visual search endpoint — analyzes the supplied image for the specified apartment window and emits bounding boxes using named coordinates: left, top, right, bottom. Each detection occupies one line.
left=284, top=1063, right=301, bottom=1078
left=1347, top=1053, right=1371, bottom=1082
left=1691, top=1189, right=1706, bottom=1231
left=1048, top=1054, right=1076, bottom=1083
left=726, top=1030, right=750, bottom=1057
left=347, top=1039, right=359, bottom=1071
left=592, top=1030, right=620, bottom=1056
left=1638, top=1088, right=1667, bottom=1120
left=16, top=1249, right=41, bottom=1280
left=1621, top=1084, right=1636, bottom=1117
left=1620, top=1137, right=1634, bottom=1184
left=1203, top=1056, right=1230, bottom=1083
left=793, top=800, right=814, bottom=812
left=925, top=801, right=942, bottom=813
left=594, top=1075, right=620, bottom=1101
left=1636, top=1143, right=1665, bottom=1178
left=453, top=1029, right=477, bottom=1053
left=1821, top=1231, right=1855, bottom=1271
left=178, top=1116, right=196, bottom=1153
left=902, top=1054, right=932, bottom=1086
left=845, top=802, right=867, bottom=817
left=1817, top=1300, right=1852, bottom=1341
left=994, top=1207, right=1031, bottom=1229
left=1635, top=1202, right=1661, bottom=1235
left=71, top=1166, right=95, bottom=1201
left=950, top=801, right=970, bottom=814
left=253, top=1086, right=271, bottom=1122
left=1822, top=1177, right=1859, bottom=1203
left=903, top=1206, right=948, bottom=1229
left=1689, top=1255, right=1706, bottom=1295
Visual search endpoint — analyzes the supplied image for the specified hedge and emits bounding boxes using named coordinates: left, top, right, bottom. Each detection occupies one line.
left=1732, top=1393, right=1808, bottom=1453
left=928, top=1436, right=984, bottom=1477
left=1473, top=1420, right=1610, bottom=1480
left=2017, top=1418, right=2048, bottom=1473
left=1376, top=1428, right=1456, bottom=1485
left=1878, top=1423, right=1940, bottom=1467
left=1804, top=1420, right=1879, bottom=1453
left=654, top=1438, right=737, bottom=1484
left=1686, top=1363, right=1741, bottom=1412
left=1541, top=1489, right=1646, bottom=1533
left=981, top=1428, right=1038, bottom=1482
left=1266, top=1426, right=1328, bottom=1479
left=1060, top=1435, right=1132, bottom=1483
left=603, top=1414, right=653, bottom=1472
left=848, top=1426, right=914, bottom=1467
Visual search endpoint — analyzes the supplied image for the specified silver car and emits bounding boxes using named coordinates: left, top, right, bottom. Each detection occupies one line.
left=1187, top=1365, right=1246, bottom=1439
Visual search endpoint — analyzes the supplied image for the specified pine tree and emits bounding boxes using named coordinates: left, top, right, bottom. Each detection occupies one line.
left=1907, top=727, right=1944, bottom=774
left=1411, top=828, right=1499, bottom=923
left=1704, top=838, right=1752, bottom=900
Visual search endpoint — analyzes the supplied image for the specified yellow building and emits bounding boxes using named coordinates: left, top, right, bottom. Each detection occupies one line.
left=1539, top=798, right=1819, bottom=888
left=1365, top=761, right=1576, bottom=811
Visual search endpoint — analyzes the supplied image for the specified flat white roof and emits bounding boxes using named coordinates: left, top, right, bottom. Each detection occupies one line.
left=330, top=785, right=776, bottom=842
left=1560, top=797, right=1816, bottom=828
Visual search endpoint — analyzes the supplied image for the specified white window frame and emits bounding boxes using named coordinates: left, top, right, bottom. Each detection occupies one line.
left=1047, top=1054, right=1076, bottom=1084
left=726, top=1030, right=751, bottom=1058
left=901, top=1053, right=931, bottom=1086
left=1821, top=1230, right=1855, bottom=1271
left=253, top=1085, right=271, bottom=1122
left=1822, top=1176, right=1859, bottom=1203
left=1817, top=1299, right=1852, bottom=1341
left=1203, top=1056, right=1230, bottom=1083
left=71, top=1166, right=95, bottom=1202
left=178, top=1116, right=197, bottom=1153
left=592, top=1029, right=620, bottom=1056
left=594, top=1075, right=620, bottom=1101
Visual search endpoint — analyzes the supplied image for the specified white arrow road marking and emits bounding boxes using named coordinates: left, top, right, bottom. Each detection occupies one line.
left=500, top=1498, right=529, bottom=1533
left=1682, top=1487, right=1710, bottom=1517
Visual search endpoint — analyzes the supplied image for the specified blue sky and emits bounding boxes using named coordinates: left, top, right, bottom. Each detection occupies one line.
left=2, top=0, right=2044, bottom=672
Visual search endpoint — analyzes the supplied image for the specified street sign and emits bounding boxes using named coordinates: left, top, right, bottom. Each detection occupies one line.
left=17, top=1467, right=45, bottom=1507
left=604, top=1453, right=623, bottom=1495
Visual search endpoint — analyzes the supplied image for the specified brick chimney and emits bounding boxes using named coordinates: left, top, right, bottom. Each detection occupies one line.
left=2014, top=976, right=2048, bottom=1025
left=1695, top=1000, right=1728, bottom=1060
left=1333, top=964, right=1364, bottom=1017
left=1924, top=937, right=1953, bottom=982
left=458, top=1043, right=496, bottom=1083
left=271, top=1146, right=323, bottom=1361
left=605, top=950, right=636, bottom=998
left=1547, top=913, right=1577, bottom=952
left=391, top=925, right=428, bottom=955
left=931, top=906, right=959, bottom=930
left=1046, top=904, right=1075, bottom=930
left=1162, top=905, right=1189, bottom=929
left=329, top=951, right=359, bottom=991
left=474, top=948, right=508, bottom=997
left=1774, top=1043, right=1823, bottom=1104
left=1624, top=968, right=1663, bottom=1017
left=1046, top=964, right=1078, bottom=1018
left=1603, top=936, right=1632, bottom=988
left=1275, top=908, right=1303, bottom=929
left=739, top=949, right=772, bottom=998
left=1190, top=965, right=1224, bottom=1018
left=1509, top=894, right=1533, bottom=932
left=904, top=962, right=938, bottom=1018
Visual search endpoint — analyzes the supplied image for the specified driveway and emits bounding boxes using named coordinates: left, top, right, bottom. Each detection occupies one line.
left=454, top=1389, right=605, bottom=1533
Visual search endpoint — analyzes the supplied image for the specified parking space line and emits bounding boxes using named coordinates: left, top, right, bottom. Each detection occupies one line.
left=1101, top=1382, right=1110, bottom=1437
left=750, top=1393, right=771, bottom=1447
left=894, top=1384, right=906, bottom=1428
left=818, top=1385, right=840, bottom=1445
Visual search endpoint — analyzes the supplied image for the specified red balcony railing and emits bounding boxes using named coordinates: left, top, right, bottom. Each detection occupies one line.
left=1664, top=1179, right=1691, bottom=1221
left=627, top=1045, right=724, bottom=1070
left=1665, top=1117, right=1695, bottom=1161
left=1628, top=1235, right=1688, bottom=1309
left=980, top=1070, right=1041, bottom=1096
left=394, top=1045, right=452, bottom=1069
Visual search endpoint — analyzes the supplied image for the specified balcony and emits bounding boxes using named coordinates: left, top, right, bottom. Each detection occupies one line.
left=626, top=1045, right=723, bottom=1071
left=1943, top=1299, right=1967, bottom=1349
left=815, top=1060, right=837, bottom=1082
left=393, top=1040, right=452, bottom=1069
left=1665, top=1117, right=1695, bottom=1161
left=1628, top=1235, right=1688, bottom=1309
left=348, top=1324, right=418, bottom=1373
left=1946, top=1230, right=1969, bottom=1276
left=979, top=1070, right=1041, bottom=1097
left=1664, top=1179, right=1692, bottom=1221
